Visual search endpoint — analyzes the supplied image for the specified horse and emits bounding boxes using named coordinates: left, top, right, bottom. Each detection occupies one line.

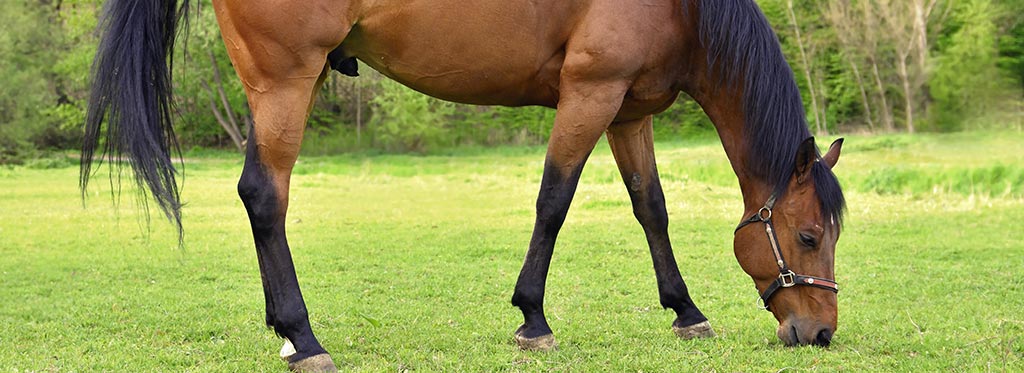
left=81, top=0, right=846, bottom=371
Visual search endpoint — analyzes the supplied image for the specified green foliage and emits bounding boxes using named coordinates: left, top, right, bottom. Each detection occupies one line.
left=475, top=105, right=557, bottom=145
left=0, top=1, right=60, bottom=162
left=931, top=0, right=1011, bottom=130
left=173, top=0, right=249, bottom=149
left=0, top=0, right=101, bottom=163
left=997, top=14, right=1024, bottom=91
left=652, top=96, right=716, bottom=140
left=862, top=164, right=1024, bottom=196
left=48, top=0, right=101, bottom=134
left=368, top=79, right=455, bottom=152
left=823, top=52, right=863, bottom=129
left=841, top=131, right=1024, bottom=198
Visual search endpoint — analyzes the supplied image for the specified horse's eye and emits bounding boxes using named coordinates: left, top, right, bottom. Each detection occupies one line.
left=798, top=233, right=817, bottom=248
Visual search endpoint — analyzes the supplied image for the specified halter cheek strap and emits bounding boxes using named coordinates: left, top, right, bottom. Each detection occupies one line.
left=735, top=195, right=839, bottom=311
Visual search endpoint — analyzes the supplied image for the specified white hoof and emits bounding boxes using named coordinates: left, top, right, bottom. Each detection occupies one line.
left=280, top=338, right=297, bottom=361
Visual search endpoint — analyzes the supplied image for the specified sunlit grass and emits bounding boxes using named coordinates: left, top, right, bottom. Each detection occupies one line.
left=1, top=131, right=1021, bottom=371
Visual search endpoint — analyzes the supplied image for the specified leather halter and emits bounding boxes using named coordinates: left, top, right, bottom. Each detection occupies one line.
left=735, top=194, right=839, bottom=311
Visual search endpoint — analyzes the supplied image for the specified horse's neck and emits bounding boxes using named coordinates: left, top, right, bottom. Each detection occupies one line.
left=686, top=86, right=775, bottom=212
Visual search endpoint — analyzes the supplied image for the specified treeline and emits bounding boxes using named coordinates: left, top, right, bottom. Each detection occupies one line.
left=1, top=0, right=1022, bottom=162
left=763, top=0, right=1023, bottom=134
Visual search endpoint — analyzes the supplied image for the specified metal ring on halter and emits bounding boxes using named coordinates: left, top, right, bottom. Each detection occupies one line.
left=779, top=271, right=797, bottom=288
left=757, top=206, right=772, bottom=221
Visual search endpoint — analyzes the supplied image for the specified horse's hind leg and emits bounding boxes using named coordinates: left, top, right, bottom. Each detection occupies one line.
left=215, top=1, right=347, bottom=371
left=237, top=74, right=335, bottom=371
left=606, top=116, right=715, bottom=339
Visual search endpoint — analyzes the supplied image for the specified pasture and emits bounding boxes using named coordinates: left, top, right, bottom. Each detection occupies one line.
left=1, top=131, right=1022, bottom=371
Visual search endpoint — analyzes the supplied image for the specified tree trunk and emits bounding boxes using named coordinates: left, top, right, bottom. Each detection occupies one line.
left=870, top=58, right=895, bottom=132
left=202, top=51, right=246, bottom=150
left=201, top=80, right=245, bottom=151
left=913, top=0, right=939, bottom=121
left=913, top=0, right=928, bottom=120
left=815, top=70, right=829, bottom=135
left=786, top=0, right=823, bottom=134
left=849, top=60, right=876, bottom=131
left=896, top=52, right=916, bottom=133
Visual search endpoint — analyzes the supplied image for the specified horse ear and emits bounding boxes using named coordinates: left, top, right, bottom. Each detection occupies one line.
left=822, top=138, right=843, bottom=169
left=795, top=137, right=817, bottom=184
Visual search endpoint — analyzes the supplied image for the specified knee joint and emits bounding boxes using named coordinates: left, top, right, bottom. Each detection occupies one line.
left=238, top=166, right=279, bottom=229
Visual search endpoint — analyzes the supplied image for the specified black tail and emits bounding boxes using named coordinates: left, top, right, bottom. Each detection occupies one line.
left=81, top=0, right=190, bottom=236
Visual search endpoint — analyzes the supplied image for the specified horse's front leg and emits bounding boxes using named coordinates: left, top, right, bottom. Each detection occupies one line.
left=606, top=116, right=715, bottom=339
left=511, top=78, right=631, bottom=350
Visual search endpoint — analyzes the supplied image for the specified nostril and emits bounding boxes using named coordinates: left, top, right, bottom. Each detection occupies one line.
left=815, top=328, right=833, bottom=347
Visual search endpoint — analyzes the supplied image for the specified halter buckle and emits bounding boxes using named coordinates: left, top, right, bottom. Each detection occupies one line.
left=757, top=206, right=772, bottom=221
left=779, top=271, right=796, bottom=288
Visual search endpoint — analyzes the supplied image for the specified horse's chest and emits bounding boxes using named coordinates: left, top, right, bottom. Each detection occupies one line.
left=618, top=77, right=680, bottom=120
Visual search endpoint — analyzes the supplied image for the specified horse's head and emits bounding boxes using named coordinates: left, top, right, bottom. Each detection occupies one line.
left=734, top=137, right=844, bottom=347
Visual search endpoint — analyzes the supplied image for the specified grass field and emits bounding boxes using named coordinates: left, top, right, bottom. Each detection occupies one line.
left=1, top=131, right=1022, bottom=371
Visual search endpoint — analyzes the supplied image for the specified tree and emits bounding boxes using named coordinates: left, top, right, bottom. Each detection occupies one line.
left=48, top=0, right=102, bottom=142
left=932, top=0, right=1020, bottom=130
left=859, top=0, right=897, bottom=132
left=763, top=0, right=849, bottom=134
left=877, top=0, right=945, bottom=133
left=368, top=79, right=454, bottom=152
left=0, top=0, right=82, bottom=162
left=308, top=62, right=383, bottom=152
left=174, top=0, right=250, bottom=151
left=1000, top=18, right=1024, bottom=92
left=996, top=0, right=1024, bottom=130
left=822, top=0, right=880, bottom=131
left=785, top=0, right=826, bottom=135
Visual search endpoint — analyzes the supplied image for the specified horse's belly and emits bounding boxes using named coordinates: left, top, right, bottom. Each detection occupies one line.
left=340, top=0, right=579, bottom=106
left=350, top=46, right=563, bottom=107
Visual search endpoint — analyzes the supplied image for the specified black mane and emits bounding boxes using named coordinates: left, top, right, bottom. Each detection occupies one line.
left=695, top=0, right=845, bottom=224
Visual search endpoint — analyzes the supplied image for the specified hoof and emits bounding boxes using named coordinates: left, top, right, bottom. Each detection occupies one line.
left=288, top=353, right=338, bottom=373
left=514, top=332, right=558, bottom=351
left=672, top=320, right=716, bottom=339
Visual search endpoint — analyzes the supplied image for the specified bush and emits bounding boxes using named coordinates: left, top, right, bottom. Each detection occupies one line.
left=368, top=79, right=454, bottom=153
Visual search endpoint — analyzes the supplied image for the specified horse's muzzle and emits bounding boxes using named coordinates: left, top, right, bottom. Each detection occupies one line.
left=777, top=320, right=834, bottom=347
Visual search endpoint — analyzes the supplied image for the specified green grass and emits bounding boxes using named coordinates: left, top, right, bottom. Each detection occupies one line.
left=1, top=131, right=1022, bottom=371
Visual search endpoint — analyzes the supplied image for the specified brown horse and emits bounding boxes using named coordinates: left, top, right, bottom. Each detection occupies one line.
left=82, top=0, right=846, bottom=371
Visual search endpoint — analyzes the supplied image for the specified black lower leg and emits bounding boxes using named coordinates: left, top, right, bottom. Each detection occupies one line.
left=257, top=253, right=275, bottom=328
left=630, top=175, right=708, bottom=327
left=238, top=138, right=326, bottom=361
left=511, top=158, right=587, bottom=339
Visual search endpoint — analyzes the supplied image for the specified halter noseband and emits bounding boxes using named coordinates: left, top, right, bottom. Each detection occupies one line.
left=735, top=194, right=839, bottom=311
